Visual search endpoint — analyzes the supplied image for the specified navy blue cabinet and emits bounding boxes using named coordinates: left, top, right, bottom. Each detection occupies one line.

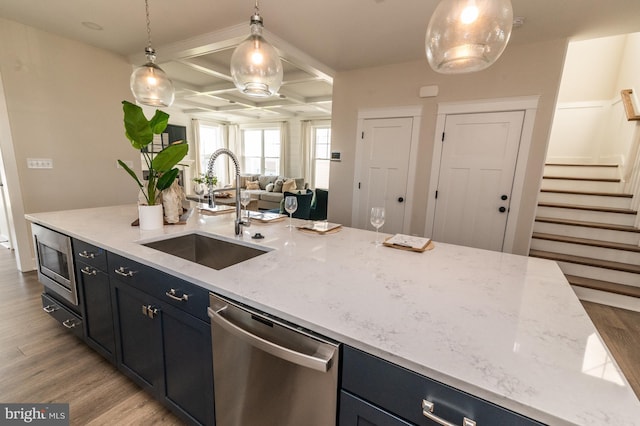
left=108, top=252, right=214, bottom=426
left=340, top=391, right=414, bottom=426
left=74, top=239, right=115, bottom=363
left=340, top=346, right=544, bottom=426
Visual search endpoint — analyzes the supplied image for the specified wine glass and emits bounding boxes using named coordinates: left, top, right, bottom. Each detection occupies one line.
left=284, top=196, right=298, bottom=228
left=240, top=190, right=251, bottom=219
left=193, top=182, right=206, bottom=204
left=370, top=207, right=385, bottom=245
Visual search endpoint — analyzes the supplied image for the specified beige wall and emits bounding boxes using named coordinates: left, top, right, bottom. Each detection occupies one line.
left=329, top=39, right=568, bottom=254
left=558, top=35, right=626, bottom=103
left=0, top=18, right=196, bottom=269
left=0, top=18, right=138, bottom=213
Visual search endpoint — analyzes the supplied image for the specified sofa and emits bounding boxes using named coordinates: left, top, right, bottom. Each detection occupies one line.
left=240, top=174, right=308, bottom=210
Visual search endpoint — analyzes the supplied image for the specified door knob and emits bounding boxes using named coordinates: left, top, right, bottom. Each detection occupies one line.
left=501, top=194, right=508, bottom=200
left=499, top=206, right=507, bottom=213
left=397, top=197, right=404, bottom=203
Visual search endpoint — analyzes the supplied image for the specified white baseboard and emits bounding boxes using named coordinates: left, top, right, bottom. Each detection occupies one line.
left=572, top=285, right=640, bottom=312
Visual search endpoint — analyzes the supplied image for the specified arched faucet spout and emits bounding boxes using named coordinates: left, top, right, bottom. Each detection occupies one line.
left=206, top=148, right=249, bottom=235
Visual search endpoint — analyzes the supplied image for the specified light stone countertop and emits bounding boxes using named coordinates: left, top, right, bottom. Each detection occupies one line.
left=26, top=204, right=640, bottom=426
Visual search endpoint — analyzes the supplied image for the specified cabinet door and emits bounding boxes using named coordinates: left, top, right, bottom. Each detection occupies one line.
left=340, top=391, right=414, bottom=426
left=78, top=263, right=115, bottom=362
left=161, top=302, right=214, bottom=425
left=112, top=280, right=163, bottom=393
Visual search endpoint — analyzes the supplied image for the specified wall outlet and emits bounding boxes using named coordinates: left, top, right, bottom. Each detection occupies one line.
left=27, top=158, right=53, bottom=169
left=116, top=160, right=134, bottom=169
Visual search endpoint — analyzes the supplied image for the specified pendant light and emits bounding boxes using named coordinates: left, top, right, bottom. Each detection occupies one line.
left=230, top=0, right=283, bottom=97
left=425, top=0, right=513, bottom=74
left=130, top=0, right=175, bottom=107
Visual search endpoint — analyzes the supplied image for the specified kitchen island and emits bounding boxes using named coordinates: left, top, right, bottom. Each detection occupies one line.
left=26, top=204, right=640, bottom=426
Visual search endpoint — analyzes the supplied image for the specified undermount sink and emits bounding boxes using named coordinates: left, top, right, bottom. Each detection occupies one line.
left=142, top=233, right=269, bottom=270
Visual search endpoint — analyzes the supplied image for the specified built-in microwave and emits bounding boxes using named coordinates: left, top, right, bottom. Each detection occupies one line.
left=32, top=223, right=78, bottom=306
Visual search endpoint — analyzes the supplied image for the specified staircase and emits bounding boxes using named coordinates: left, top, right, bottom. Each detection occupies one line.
left=530, top=163, right=640, bottom=311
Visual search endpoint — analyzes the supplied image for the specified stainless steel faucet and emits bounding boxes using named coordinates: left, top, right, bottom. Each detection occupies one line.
left=206, top=148, right=250, bottom=235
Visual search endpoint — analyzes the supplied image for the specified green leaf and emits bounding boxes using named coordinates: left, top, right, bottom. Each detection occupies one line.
left=117, top=160, right=149, bottom=204
left=151, top=143, right=189, bottom=172
left=122, top=100, right=152, bottom=150
left=157, top=168, right=180, bottom=192
left=149, top=110, right=170, bottom=135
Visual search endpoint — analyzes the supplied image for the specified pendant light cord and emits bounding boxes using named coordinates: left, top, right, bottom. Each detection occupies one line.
left=145, top=0, right=153, bottom=51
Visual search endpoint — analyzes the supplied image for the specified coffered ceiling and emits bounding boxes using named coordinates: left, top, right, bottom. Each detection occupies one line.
left=1, top=0, right=640, bottom=122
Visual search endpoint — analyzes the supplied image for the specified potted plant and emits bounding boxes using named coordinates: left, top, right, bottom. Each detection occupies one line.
left=118, top=100, right=189, bottom=229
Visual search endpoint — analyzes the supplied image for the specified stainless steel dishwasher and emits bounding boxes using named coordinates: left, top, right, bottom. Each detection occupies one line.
left=208, top=293, right=340, bottom=426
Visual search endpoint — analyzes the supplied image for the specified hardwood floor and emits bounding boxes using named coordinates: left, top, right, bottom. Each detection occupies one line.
left=582, top=301, right=640, bottom=398
left=0, top=249, right=638, bottom=426
left=0, top=250, right=183, bottom=425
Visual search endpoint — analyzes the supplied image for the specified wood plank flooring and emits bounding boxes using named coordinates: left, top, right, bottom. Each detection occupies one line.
left=0, top=249, right=638, bottom=426
left=0, top=250, right=183, bottom=425
left=581, top=301, right=640, bottom=398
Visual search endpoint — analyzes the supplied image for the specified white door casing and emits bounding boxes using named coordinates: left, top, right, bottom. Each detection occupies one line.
left=425, top=96, right=540, bottom=253
left=352, top=106, right=422, bottom=235
left=432, top=111, right=525, bottom=251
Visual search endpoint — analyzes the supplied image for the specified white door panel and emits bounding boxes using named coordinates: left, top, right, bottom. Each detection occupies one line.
left=356, top=117, right=413, bottom=234
left=433, top=111, right=524, bottom=251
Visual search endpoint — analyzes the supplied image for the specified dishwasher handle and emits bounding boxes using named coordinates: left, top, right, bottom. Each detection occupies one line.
left=208, top=306, right=335, bottom=373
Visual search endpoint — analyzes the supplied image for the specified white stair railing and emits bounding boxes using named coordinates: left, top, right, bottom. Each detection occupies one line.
left=619, top=90, right=640, bottom=232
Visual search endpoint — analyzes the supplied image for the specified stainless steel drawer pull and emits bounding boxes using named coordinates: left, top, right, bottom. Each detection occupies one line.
left=115, top=266, right=136, bottom=277
left=43, top=305, right=58, bottom=313
left=78, top=250, right=96, bottom=259
left=81, top=266, right=97, bottom=276
left=422, top=400, right=476, bottom=426
left=165, top=288, right=189, bottom=302
left=62, top=319, right=78, bottom=329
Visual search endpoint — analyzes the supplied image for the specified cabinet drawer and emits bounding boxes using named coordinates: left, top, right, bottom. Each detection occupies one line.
left=107, top=252, right=209, bottom=322
left=342, top=346, right=544, bottom=426
left=73, top=239, right=107, bottom=271
left=41, top=293, right=84, bottom=339
left=340, top=391, right=413, bottom=426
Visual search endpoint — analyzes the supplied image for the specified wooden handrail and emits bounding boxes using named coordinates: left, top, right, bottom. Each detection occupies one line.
left=621, top=89, right=640, bottom=121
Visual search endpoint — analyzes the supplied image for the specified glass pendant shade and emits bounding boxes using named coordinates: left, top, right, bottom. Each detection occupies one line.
left=130, top=48, right=175, bottom=107
left=426, top=0, right=513, bottom=74
left=230, top=14, right=283, bottom=97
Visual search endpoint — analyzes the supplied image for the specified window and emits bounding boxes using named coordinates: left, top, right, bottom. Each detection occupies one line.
left=241, top=127, right=281, bottom=175
left=196, top=122, right=225, bottom=183
left=313, top=126, right=331, bottom=189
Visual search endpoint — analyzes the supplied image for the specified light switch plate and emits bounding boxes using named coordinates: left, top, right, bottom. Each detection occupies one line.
left=27, top=158, right=53, bottom=169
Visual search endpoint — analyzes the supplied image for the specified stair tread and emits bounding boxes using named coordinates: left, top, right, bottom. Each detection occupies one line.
left=532, top=232, right=640, bottom=253
left=538, top=202, right=637, bottom=214
left=545, top=163, right=619, bottom=167
left=565, top=275, right=640, bottom=298
left=529, top=249, right=640, bottom=274
left=542, top=176, right=620, bottom=182
left=535, top=216, right=640, bottom=233
left=540, top=189, right=632, bottom=198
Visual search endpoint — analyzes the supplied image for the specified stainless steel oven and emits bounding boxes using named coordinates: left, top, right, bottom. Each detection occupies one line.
left=32, top=223, right=78, bottom=306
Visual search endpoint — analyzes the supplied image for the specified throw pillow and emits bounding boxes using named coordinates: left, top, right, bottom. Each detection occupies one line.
left=266, top=183, right=274, bottom=192
left=282, top=179, right=297, bottom=192
left=273, top=179, right=284, bottom=192
left=246, top=180, right=260, bottom=190
left=258, top=175, right=276, bottom=190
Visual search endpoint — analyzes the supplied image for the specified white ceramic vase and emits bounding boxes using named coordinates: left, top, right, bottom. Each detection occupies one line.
left=138, top=204, right=164, bottom=230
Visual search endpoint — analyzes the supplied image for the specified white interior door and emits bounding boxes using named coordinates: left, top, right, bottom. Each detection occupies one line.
left=356, top=117, right=413, bottom=234
left=432, top=111, right=525, bottom=251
